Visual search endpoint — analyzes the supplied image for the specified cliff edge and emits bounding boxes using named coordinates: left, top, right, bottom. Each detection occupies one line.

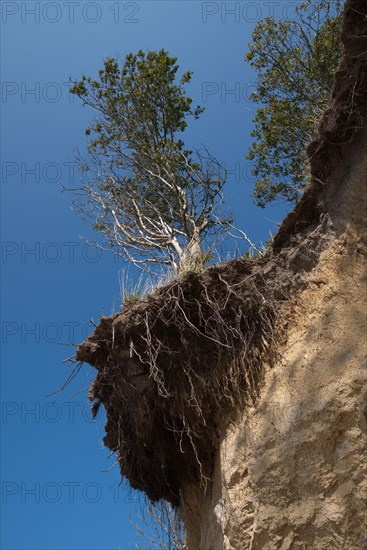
left=76, top=1, right=367, bottom=547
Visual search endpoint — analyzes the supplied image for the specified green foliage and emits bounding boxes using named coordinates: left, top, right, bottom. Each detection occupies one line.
left=70, top=50, right=200, bottom=224
left=70, top=50, right=228, bottom=273
left=70, top=50, right=203, bottom=157
left=245, top=0, right=344, bottom=207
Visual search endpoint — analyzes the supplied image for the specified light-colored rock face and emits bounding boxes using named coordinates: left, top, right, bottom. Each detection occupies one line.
left=182, top=1, right=367, bottom=544
left=184, top=233, right=367, bottom=550
left=182, top=111, right=367, bottom=550
left=184, top=131, right=367, bottom=550
left=219, top=242, right=366, bottom=550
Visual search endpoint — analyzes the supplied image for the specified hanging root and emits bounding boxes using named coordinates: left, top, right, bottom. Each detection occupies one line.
left=76, top=235, right=323, bottom=506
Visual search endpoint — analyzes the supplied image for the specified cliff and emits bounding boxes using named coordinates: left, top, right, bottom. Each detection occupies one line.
left=76, top=1, right=367, bottom=547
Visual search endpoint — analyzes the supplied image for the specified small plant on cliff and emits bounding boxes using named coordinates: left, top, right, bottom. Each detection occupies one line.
left=70, top=50, right=231, bottom=275
left=246, top=0, right=344, bottom=206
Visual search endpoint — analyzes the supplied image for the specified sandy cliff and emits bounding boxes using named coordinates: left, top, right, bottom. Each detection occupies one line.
left=184, top=1, right=367, bottom=546
left=186, top=206, right=366, bottom=549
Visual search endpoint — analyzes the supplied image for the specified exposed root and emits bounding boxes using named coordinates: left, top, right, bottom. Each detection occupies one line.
left=76, top=232, right=325, bottom=505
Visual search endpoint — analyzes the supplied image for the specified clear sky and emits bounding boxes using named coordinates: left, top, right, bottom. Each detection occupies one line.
left=1, top=1, right=297, bottom=549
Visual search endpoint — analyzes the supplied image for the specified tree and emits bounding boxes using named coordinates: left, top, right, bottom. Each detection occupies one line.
left=245, top=0, right=344, bottom=207
left=70, top=50, right=229, bottom=275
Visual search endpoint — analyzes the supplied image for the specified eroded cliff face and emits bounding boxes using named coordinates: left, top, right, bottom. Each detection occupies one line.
left=76, top=1, right=366, bottom=548
left=185, top=201, right=367, bottom=550
left=183, top=1, right=367, bottom=546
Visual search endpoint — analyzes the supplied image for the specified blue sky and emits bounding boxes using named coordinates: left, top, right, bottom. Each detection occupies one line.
left=1, top=2, right=297, bottom=548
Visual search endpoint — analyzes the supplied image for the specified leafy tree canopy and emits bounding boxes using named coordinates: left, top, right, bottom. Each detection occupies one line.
left=245, top=0, right=344, bottom=207
left=70, top=50, right=229, bottom=274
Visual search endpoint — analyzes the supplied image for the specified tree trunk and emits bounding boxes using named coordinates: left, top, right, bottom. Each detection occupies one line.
left=179, top=229, right=203, bottom=273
